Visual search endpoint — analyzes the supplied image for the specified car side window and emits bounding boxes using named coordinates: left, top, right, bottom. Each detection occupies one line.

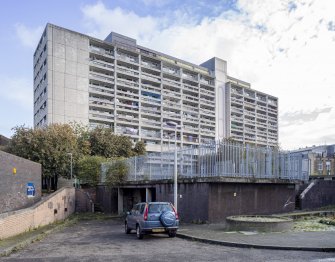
left=131, top=204, right=138, bottom=214
left=140, top=204, right=145, bottom=214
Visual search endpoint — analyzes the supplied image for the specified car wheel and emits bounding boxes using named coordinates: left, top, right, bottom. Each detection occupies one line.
left=136, top=224, right=143, bottom=239
left=168, top=231, right=176, bottom=238
left=125, top=222, right=131, bottom=234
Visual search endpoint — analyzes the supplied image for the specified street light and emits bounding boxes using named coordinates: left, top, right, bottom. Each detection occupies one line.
left=167, top=121, right=179, bottom=211
left=67, top=153, right=73, bottom=181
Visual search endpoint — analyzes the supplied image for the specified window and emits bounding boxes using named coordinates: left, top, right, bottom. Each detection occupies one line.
left=317, top=161, right=323, bottom=171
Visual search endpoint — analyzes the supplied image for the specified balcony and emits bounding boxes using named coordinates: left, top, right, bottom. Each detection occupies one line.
left=89, top=97, right=114, bottom=108
left=183, top=104, right=199, bottom=113
left=199, top=78, right=214, bottom=87
left=162, top=90, right=181, bottom=99
left=142, top=130, right=161, bottom=139
left=116, top=66, right=139, bottom=77
left=117, top=79, right=139, bottom=89
left=89, top=86, right=114, bottom=97
left=116, top=126, right=138, bottom=136
left=231, top=88, right=243, bottom=95
left=142, top=72, right=161, bottom=83
left=141, top=60, right=160, bottom=71
left=141, top=118, right=161, bottom=128
left=89, top=111, right=114, bottom=121
left=183, top=124, right=199, bottom=133
left=200, top=127, right=215, bottom=136
left=183, top=135, right=199, bottom=143
left=200, top=98, right=215, bottom=106
left=90, top=59, right=114, bottom=70
left=231, top=97, right=243, bottom=104
left=163, top=78, right=181, bottom=87
left=89, top=45, right=114, bottom=58
left=116, top=114, right=139, bottom=125
left=89, top=72, right=114, bottom=84
left=116, top=53, right=139, bottom=64
left=182, top=73, right=198, bottom=82
left=162, top=67, right=180, bottom=76
left=183, top=84, right=199, bottom=94
left=231, top=106, right=243, bottom=114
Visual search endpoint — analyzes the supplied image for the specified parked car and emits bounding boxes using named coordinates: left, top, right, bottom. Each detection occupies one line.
left=125, top=202, right=179, bottom=239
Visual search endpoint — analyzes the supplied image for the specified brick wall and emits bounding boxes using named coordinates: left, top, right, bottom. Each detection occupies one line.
left=0, top=151, right=42, bottom=213
left=0, top=187, right=75, bottom=240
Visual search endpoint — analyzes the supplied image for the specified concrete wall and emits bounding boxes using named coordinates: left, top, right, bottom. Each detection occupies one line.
left=75, top=188, right=95, bottom=212
left=301, top=180, right=335, bottom=210
left=96, top=180, right=297, bottom=223
left=96, top=186, right=118, bottom=214
left=46, top=24, right=89, bottom=125
left=0, top=151, right=42, bottom=213
left=208, top=183, right=296, bottom=222
left=0, top=187, right=75, bottom=239
left=155, top=183, right=210, bottom=222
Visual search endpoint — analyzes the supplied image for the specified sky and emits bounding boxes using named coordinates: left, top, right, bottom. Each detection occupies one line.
left=0, top=0, right=334, bottom=150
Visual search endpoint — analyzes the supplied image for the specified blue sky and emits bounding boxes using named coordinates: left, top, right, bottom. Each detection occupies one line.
left=0, top=0, right=335, bottom=149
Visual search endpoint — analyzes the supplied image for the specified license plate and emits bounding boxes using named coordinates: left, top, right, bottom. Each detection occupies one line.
left=152, top=228, right=165, bottom=233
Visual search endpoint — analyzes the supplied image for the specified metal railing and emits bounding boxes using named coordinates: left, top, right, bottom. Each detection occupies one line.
left=101, top=141, right=309, bottom=182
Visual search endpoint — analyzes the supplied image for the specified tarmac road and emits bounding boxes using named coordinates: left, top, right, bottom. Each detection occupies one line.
left=3, top=219, right=335, bottom=262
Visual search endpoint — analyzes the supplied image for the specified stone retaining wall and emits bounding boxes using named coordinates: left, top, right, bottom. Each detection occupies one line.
left=0, top=187, right=75, bottom=240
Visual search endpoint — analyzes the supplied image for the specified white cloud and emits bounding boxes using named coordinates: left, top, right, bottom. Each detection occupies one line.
left=81, top=2, right=161, bottom=40
left=0, top=75, right=33, bottom=110
left=81, top=0, right=335, bottom=149
left=15, top=23, right=44, bottom=48
left=140, top=0, right=171, bottom=6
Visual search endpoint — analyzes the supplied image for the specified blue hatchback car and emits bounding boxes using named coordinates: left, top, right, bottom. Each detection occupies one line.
left=125, top=202, right=179, bottom=239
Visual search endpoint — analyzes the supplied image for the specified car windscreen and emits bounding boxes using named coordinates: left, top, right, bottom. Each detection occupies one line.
left=148, top=203, right=173, bottom=213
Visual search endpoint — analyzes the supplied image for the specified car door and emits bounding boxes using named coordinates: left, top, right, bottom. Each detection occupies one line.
left=128, top=204, right=139, bottom=229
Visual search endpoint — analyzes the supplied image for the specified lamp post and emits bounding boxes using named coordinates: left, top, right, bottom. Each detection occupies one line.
left=67, top=153, right=73, bottom=181
left=167, top=121, right=179, bottom=211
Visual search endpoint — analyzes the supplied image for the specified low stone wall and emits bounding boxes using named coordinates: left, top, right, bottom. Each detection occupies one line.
left=0, top=187, right=75, bottom=240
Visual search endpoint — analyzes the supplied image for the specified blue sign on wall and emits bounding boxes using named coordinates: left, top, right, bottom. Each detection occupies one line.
left=27, top=182, right=35, bottom=198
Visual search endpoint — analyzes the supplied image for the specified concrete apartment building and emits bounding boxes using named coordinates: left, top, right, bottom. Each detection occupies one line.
left=33, top=24, right=278, bottom=151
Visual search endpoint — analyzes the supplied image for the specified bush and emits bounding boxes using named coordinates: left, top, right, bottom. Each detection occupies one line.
left=106, top=160, right=129, bottom=186
left=77, top=155, right=107, bottom=186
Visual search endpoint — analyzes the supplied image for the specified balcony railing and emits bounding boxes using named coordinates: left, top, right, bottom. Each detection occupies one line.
left=89, top=72, right=114, bottom=83
left=90, top=59, right=114, bottom=70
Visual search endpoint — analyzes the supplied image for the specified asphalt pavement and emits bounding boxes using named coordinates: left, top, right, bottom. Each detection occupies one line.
left=2, top=219, right=335, bottom=261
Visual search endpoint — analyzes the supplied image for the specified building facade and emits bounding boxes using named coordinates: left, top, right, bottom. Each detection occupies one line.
left=290, top=145, right=335, bottom=177
left=224, top=76, right=278, bottom=147
left=33, top=24, right=278, bottom=151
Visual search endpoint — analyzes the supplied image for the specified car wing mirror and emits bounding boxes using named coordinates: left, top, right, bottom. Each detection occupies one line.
left=126, top=211, right=130, bottom=215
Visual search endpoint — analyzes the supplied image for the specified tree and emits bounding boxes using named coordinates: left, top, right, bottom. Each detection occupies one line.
left=9, top=124, right=78, bottom=191
left=77, top=155, right=107, bottom=186
left=132, top=140, right=146, bottom=156
left=89, top=127, right=136, bottom=158
left=105, top=159, right=129, bottom=186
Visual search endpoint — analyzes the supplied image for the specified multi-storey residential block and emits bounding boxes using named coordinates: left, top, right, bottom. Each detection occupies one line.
left=33, top=24, right=278, bottom=151
left=200, top=58, right=278, bottom=147
left=34, top=24, right=216, bottom=152
left=225, top=76, right=278, bottom=147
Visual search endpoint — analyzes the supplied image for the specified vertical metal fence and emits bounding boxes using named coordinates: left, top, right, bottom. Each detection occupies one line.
left=101, top=141, right=309, bottom=182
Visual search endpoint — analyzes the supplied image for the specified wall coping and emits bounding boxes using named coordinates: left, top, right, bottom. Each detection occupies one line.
left=0, top=186, right=74, bottom=219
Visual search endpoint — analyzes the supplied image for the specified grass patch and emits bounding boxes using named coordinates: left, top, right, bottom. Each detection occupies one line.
left=293, top=216, right=335, bottom=232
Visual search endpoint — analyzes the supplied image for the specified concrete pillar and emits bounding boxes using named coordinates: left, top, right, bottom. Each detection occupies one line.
left=118, top=187, right=124, bottom=215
